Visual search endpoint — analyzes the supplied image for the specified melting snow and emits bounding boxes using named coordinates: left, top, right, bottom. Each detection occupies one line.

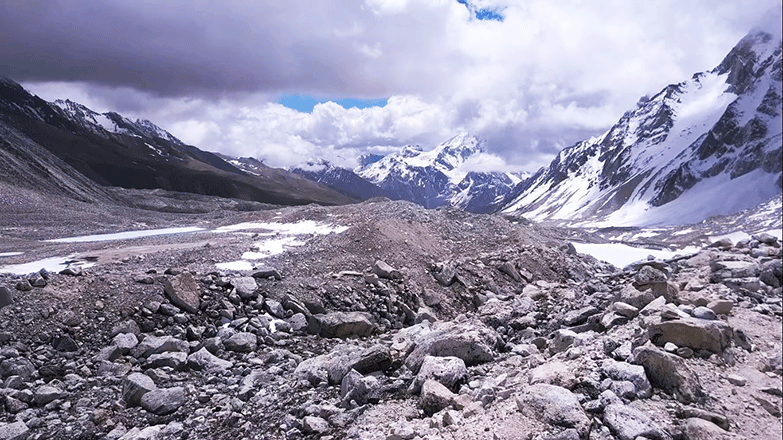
left=47, top=227, right=205, bottom=243
left=0, top=255, right=94, bottom=275
left=0, top=252, right=23, bottom=257
left=213, top=220, right=348, bottom=235
left=572, top=242, right=699, bottom=269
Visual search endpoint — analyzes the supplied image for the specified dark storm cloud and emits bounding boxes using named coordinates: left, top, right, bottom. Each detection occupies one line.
left=0, top=1, right=386, bottom=97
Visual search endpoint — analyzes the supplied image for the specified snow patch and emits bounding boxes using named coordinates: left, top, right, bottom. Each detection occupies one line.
left=572, top=242, right=698, bottom=269
left=47, top=227, right=205, bottom=243
left=0, top=252, right=23, bottom=257
left=0, top=255, right=95, bottom=275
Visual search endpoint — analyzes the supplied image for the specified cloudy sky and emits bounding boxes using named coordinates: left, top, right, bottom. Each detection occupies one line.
left=1, top=0, right=780, bottom=171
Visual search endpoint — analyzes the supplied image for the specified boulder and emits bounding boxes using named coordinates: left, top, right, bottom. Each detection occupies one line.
left=251, top=266, right=282, bottom=280
left=420, top=378, right=456, bottom=415
left=707, top=300, right=734, bottom=315
left=186, top=348, right=233, bottom=373
left=350, top=344, right=392, bottom=375
left=231, top=277, right=258, bottom=300
left=122, top=373, right=156, bottom=407
left=635, top=265, right=668, bottom=285
left=0, top=358, right=35, bottom=380
left=528, top=361, right=578, bottom=390
left=163, top=272, right=200, bottom=314
left=682, top=418, right=742, bottom=440
left=140, top=387, right=185, bottom=415
left=340, top=369, right=379, bottom=407
left=0, top=421, right=29, bottom=440
left=603, top=403, right=672, bottom=440
left=601, top=359, right=652, bottom=399
left=411, top=356, right=468, bottom=393
left=302, top=416, right=330, bottom=435
left=0, top=287, right=13, bottom=309
left=145, top=352, right=187, bottom=370
left=619, top=284, right=655, bottom=310
left=371, top=260, right=401, bottom=280
left=131, top=335, right=188, bottom=358
left=223, top=332, right=257, bottom=353
left=308, top=312, right=375, bottom=338
left=515, top=384, right=590, bottom=438
left=404, top=321, right=497, bottom=373
left=648, top=318, right=732, bottom=353
left=34, top=385, right=67, bottom=406
left=633, top=344, right=703, bottom=403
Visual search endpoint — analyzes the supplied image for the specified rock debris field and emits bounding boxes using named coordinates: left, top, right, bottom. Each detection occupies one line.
left=0, top=198, right=781, bottom=440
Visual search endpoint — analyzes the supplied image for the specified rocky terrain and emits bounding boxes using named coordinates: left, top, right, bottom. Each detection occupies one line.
left=0, top=197, right=780, bottom=440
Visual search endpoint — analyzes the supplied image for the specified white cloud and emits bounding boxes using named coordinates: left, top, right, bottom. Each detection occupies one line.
left=15, top=0, right=782, bottom=172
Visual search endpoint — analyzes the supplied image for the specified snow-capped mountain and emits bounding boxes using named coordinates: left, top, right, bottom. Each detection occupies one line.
left=355, top=133, right=527, bottom=211
left=288, top=158, right=392, bottom=201
left=501, top=30, right=782, bottom=227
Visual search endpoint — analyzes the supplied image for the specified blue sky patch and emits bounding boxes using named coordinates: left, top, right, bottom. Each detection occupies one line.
left=457, top=0, right=504, bottom=21
left=278, top=95, right=388, bottom=113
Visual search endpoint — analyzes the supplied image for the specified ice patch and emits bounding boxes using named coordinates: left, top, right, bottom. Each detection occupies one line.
left=0, top=255, right=94, bottom=275
left=215, top=260, right=254, bottom=271
left=213, top=220, right=348, bottom=235
left=47, top=227, right=205, bottom=243
left=573, top=242, right=698, bottom=269
left=0, top=252, right=23, bottom=257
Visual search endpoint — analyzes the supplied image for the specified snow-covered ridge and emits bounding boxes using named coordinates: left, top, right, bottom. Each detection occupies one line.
left=501, top=29, right=783, bottom=227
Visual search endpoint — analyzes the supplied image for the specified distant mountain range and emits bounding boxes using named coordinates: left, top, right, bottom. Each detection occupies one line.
left=1, top=29, right=779, bottom=226
left=0, top=78, right=354, bottom=207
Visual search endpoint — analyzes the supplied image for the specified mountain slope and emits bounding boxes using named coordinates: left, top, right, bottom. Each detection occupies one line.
left=355, top=133, right=526, bottom=211
left=501, top=30, right=782, bottom=226
left=288, top=158, right=393, bottom=201
left=0, top=78, right=354, bottom=207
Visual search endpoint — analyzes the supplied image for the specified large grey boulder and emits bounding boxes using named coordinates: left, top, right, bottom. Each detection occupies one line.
left=33, top=385, right=67, bottom=406
left=633, top=344, right=703, bottom=403
left=603, top=403, right=672, bottom=440
left=340, top=369, right=379, bottom=407
left=371, top=260, right=401, bottom=280
left=231, top=277, right=258, bottom=300
left=0, top=358, right=35, bottom=380
left=140, top=387, right=185, bottom=415
left=122, top=373, right=156, bottom=407
left=648, top=318, right=732, bottom=353
left=0, top=421, right=29, bottom=440
left=293, top=344, right=366, bottom=386
left=308, top=312, right=375, bottom=338
left=528, top=361, right=577, bottom=390
left=420, top=378, right=456, bottom=415
left=601, top=359, right=652, bottom=399
left=410, top=356, right=468, bottom=393
left=163, top=272, right=200, bottom=313
left=515, top=384, right=590, bottom=438
left=405, top=321, right=497, bottom=373
left=186, top=348, right=233, bottom=373
left=0, top=286, right=13, bottom=309
left=131, top=335, right=188, bottom=359
left=223, top=332, right=257, bottom=353
left=682, top=417, right=743, bottom=440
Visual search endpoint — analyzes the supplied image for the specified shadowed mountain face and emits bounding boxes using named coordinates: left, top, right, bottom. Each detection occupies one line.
left=500, top=30, right=782, bottom=227
left=0, top=78, right=355, bottom=207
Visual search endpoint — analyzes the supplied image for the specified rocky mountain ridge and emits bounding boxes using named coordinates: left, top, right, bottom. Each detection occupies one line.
left=500, top=30, right=783, bottom=227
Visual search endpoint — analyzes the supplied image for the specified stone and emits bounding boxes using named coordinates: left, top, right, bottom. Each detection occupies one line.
left=562, top=306, right=600, bottom=326
left=528, top=361, right=577, bottom=390
left=0, top=287, right=13, bottom=309
left=131, top=335, right=188, bottom=358
left=163, top=272, right=200, bottom=314
left=404, top=321, right=497, bottom=373
left=707, top=300, right=733, bottom=315
left=679, top=407, right=731, bottom=431
left=14, top=280, right=31, bottom=292
left=603, top=404, right=671, bottom=440
left=340, top=369, right=379, bottom=407
left=411, top=356, right=468, bottom=393
left=635, top=265, right=668, bottom=285
left=497, top=261, right=523, bottom=282
left=601, top=359, right=653, bottom=399
left=231, top=277, right=258, bottom=300
left=682, top=418, right=741, bottom=440
left=146, top=352, right=187, bottom=370
left=186, top=347, right=233, bottom=372
left=302, top=416, right=330, bottom=434
left=619, top=284, right=655, bottom=310
left=708, top=238, right=733, bottom=249
left=371, top=260, right=401, bottom=280
left=648, top=318, right=732, bottom=353
left=612, top=302, right=639, bottom=319
left=52, top=334, right=79, bottom=352
left=140, top=387, right=185, bottom=415
left=726, top=374, right=746, bottom=386
left=420, top=378, right=456, bottom=415
left=287, top=313, right=308, bottom=333
left=223, top=332, right=257, bottom=353
left=515, top=384, right=590, bottom=438
left=29, top=274, right=46, bottom=288
left=308, top=312, right=375, bottom=338
left=633, top=344, right=703, bottom=403
left=251, top=266, right=282, bottom=280
left=0, top=358, right=35, bottom=380
left=122, top=373, right=156, bottom=407
left=265, top=299, right=286, bottom=318
left=0, top=421, right=29, bottom=440
left=691, top=306, right=717, bottom=320
left=549, top=329, right=587, bottom=355
left=34, top=385, right=67, bottom=406
left=351, top=344, right=392, bottom=375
